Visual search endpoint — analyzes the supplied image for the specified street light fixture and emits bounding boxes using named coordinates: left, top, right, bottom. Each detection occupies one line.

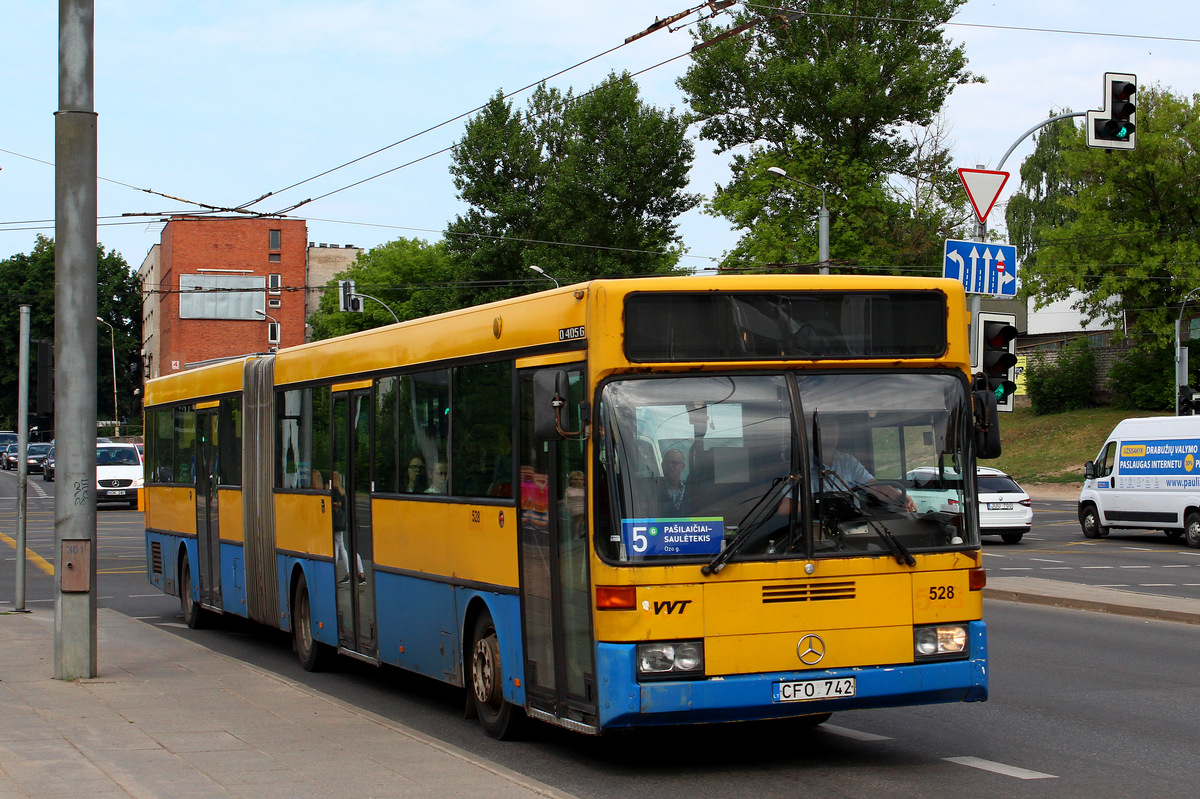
left=255, top=309, right=281, bottom=351
left=528, top=265, right=560, bottom=288
left=766, top=166, right=830, bottom=275
left=96, top=316, right=119, bottom=437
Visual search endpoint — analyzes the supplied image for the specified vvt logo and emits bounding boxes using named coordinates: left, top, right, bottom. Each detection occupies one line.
left=653, top=600, right=693, bottom=615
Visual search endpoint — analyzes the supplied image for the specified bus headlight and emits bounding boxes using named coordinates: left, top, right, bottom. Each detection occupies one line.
left=637, top=640, right=704, bottom=679
left=914, top=624, right=968, bottom=660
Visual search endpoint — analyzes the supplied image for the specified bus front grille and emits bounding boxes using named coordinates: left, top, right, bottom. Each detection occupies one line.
left=762, top=581, right=856, bottom=604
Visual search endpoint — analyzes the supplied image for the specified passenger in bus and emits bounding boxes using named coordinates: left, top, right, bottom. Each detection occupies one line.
left=403, top=455, right=428, bottom=493
left=567, top=470, right=586, bottom=538
left=653, top=450, right=691, bottom=515
left=425, top=461, right=448, bottom=494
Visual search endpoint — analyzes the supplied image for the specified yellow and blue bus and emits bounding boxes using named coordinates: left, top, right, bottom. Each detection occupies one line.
left=143, top=274, right=992, bottom=738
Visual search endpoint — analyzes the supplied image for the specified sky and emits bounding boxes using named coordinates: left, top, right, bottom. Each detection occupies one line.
left=2, top=0, right=1199, bottom=293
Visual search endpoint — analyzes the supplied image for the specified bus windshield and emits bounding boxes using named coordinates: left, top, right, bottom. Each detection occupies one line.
left=597, top=372, right=977, bottom=565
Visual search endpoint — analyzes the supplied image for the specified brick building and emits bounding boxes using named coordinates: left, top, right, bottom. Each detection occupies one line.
left=139, top=216, right=308, bottom=378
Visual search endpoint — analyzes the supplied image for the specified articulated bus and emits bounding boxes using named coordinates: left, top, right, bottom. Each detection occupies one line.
left=143, top=274, right=992, bottom=738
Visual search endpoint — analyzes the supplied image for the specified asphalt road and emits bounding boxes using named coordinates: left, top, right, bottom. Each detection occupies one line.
left=4, top=473, right=1200, bottom=797
left=985, top=496, right=1200, bottom=601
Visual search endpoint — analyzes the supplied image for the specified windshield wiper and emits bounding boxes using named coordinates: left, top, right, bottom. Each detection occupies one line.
left=817, top=468, right=916, bottom=567
left=702, top=473, right=801, bottom=576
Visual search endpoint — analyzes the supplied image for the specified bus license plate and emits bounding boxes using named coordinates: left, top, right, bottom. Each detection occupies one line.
left=987, top=502, right=1013, bottom=510
left=773, top=677, right=856, bottom=703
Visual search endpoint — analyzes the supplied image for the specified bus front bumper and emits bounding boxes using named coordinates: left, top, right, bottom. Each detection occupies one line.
left=596, top=621, right=987, bottom=729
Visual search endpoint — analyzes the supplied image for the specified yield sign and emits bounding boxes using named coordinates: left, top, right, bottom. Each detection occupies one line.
left=958, top=168, right=1010, bottom=224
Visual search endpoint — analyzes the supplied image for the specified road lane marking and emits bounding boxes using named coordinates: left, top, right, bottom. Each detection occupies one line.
left=1030, top=558, right=1064, bottom=563
left=1080, top=566, right=1113, bottom=569
left=823, top=725, right=891, bottom=742
left=944, top=757, right=1056, bottom=780
left=0, top=531, right=54, bottom=575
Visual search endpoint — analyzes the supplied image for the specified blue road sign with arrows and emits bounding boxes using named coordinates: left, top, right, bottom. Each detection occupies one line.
left=943, top=239, right=1018, bottom=297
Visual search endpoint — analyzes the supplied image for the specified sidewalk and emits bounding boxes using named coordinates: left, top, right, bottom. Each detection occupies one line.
left=0, top=609, right=576, bottom=799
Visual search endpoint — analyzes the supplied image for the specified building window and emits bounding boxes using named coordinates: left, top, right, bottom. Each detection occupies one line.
left=269, top=273, right=281, bottom=296
left=267, top=321, right=280, bottom=345
left=269, top=253, right=281, bottom=263
left=269, top=229, right=281, bottom=250
left=268, top=298, right=282, bottom=309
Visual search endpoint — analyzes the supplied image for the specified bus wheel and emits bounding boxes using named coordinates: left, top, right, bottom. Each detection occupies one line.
left=180, top=554, right=205, bottom=630
left=1185, top=512, right=1200, bottom=549
left=1080, top=504, right=1107, bottom=539
left=470, top=612, right=522, bottom=739
left=293, top=574, right=332, bottom=672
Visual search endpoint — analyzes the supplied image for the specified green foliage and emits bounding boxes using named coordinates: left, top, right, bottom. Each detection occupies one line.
left=445, top=74, right=698, bottom=308
left=677, top=1, right=980, bottom=270
left=1106, top=340, right=1200, bottom=411
left=0, top=235, right=141, bottom=430
left=1005, top=86, right=1200, bottom=349
left=307, top=238, right=457, bottom=341
left=1025, top=339, right=1098, bottom=415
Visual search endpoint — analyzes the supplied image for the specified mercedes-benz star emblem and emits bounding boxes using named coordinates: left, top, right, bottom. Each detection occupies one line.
left=797, top=634, right=825, bottom=666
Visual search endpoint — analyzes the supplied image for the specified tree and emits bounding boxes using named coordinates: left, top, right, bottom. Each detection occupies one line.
left=0, top=235, right=141, bottom=432
left=1005, top=86, right=1200, bottom=349
left=445, top=73, right=699, bottom=307
left=677, top=1, right=980, bottom=270
left=307, top=237, right=457, bottom=341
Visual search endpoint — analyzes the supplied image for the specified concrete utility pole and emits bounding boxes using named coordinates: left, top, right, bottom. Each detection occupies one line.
left=767, top=167, right=831, bottom=274
left=15, top=306, right=32, bottom=612
left=55, top=0, right=99, bottom=679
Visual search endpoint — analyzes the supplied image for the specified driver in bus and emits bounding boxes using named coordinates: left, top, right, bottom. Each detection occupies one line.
left=813, top=416, right=915, bottom=512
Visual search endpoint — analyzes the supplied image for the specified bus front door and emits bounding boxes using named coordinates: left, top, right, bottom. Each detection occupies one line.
left=194, top=407, right=221, bottom=610
left=518, top=368, right=598, bottom=731
left=332, top=390, right=378, bottom=659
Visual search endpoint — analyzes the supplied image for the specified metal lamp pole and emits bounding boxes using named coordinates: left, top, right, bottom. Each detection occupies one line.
left=256, top=309, right=281, bottom=351
left=767, top=167, right=830, bottom=274
left=96, top=316, right=118, bottom=436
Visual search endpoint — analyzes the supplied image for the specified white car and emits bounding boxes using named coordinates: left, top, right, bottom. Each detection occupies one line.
left=906, top=465, right=1033, bottom=544
left=96, top=443, right=144, bottom=509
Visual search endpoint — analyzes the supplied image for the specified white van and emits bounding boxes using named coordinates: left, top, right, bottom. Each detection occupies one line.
left=1079, top=416, right=1200, bottom=547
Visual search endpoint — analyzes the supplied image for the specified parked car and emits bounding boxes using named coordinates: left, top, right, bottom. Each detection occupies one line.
left=906, top=465, right=1033, bottom=544
left=96, top=443, right=144, bottom=509
left=42, top=446, right=55, bottom=482
left=24, top=443, right=52, bottom=474
left=2, top=443, right=18, bottom=470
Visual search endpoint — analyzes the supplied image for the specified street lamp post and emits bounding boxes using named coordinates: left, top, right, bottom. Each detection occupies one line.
left=256, top=309, right=281, bottom=351
left=528, top=265, right=560, bottom=288
left=767, top=166, right=830, bottom=275
left=1175, top=287, right=1200, bottom=415
left=96, top=316, right=119, bottom=437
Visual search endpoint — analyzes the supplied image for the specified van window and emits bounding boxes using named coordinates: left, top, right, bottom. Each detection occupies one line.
left=1096, top=441, right=1116, bottom=478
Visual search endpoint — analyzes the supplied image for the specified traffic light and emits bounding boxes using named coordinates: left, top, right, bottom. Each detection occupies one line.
left=976, top=311, right=1018, bottom=412
left=339, top=279, right=362, bottom=312
left=1178, top=386, right=1200, bottom=417
left=1086, top=72, right=1136, bottom=150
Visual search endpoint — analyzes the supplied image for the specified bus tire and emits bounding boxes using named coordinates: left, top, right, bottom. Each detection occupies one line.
left=470, top=611, right=523, bottom=739
left=180, top=553, right=205, bottom=630
left=1185, top=512, right=1200, bottom=549
left=1080, top=504, right=1107, bottom=539
left=293, top=573, right=333, bottom=672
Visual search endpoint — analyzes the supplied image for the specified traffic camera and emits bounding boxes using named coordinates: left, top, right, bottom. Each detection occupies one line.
left=1086, top=72, right=1136, bottom=150
left=976, top=311, right=1018, bottom=412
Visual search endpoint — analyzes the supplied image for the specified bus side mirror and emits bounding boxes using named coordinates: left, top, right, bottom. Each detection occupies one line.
left=533, top=370, right=589, bottom=441
left=1084, top=461, right=1096, bottom=480
left=973, top=388, right=1001, bottom=459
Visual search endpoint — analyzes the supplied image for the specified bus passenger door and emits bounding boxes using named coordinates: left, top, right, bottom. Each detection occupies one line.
left=332, top=390, right=378, bottom=658
left=518, top=367, right=598, bottom=730
left=194, top=407, right=221, bottom=610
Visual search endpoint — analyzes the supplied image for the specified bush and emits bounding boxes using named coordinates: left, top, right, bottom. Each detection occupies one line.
left=1106, top=345, right=1174, bottom=411
left=1025, top=339, right=1097, bottom=415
